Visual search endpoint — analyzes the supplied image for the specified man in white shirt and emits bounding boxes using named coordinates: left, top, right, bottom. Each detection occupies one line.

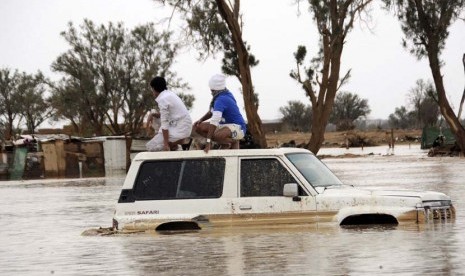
left=146, top=76, right=192, bottom=151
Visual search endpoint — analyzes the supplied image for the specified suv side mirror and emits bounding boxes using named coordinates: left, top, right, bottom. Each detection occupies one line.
left=283, top=183, right=299, bottom=197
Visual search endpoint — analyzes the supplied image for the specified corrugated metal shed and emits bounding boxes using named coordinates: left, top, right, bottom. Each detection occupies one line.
left=421, top=126, right=456, bottom=149
left=87, top=136, right=128, bottom=175
left=40, top=138, right=105, bottom=178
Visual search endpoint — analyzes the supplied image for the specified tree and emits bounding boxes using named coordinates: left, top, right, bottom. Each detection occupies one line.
left=458, top=54, right=465, bottom=119
left=155, top=0, right=267, bottom=148
left=418, top=97, right=440, bottom=127
left=16, top=72, right=51, bottom=134
left=50, top=20, right=189, bottom=136
left=0, top=121, right=5, bottom=142
left=383, top=0, right=465, bottom=154
left=291, top=0, right=373, bottom=154
left=408, top=79, right=439, bottom=127
left=388, top=106, right=415, bottom=129
left=0, top=68, right=21, bottom=140
left=279, top=101, right=312, bottom=132
left=48, top=79, right=87, bottom=135
left=0, top=69, right=48, bottom=138
left=329, top=92, right=371, bottom=131
left=177, top=92, right=195, bottom=111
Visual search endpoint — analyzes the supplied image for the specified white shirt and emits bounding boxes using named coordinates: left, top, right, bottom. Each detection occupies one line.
left=155, top=89, right=190, bottom=130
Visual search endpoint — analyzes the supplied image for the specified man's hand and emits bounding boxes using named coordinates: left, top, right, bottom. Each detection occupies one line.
left=193, top=120, right=202, bottom=127
left=162, top=129, right=170, bottom=151
left=203, top=142, right=211, bottom=153
left=146, top=113, right=153, bottom=130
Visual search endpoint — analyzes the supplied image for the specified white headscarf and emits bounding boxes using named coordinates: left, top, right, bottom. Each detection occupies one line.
left=209, top=74, right=226, bottom=90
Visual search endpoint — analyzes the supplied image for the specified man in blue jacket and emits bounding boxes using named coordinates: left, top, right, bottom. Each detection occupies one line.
left=193, top=74, right=247, bottom=153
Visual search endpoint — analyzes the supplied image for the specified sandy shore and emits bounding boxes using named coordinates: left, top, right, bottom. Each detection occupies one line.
left=265, top=129, right=422, bottom=148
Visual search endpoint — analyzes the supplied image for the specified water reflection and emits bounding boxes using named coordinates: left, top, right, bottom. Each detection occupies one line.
left=1, top=147, right=465, bottom=275
left=115, top=221, right=462, bottom=275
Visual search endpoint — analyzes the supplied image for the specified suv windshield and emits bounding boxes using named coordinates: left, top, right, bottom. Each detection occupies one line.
left=286, top=153, right=343, bottom=187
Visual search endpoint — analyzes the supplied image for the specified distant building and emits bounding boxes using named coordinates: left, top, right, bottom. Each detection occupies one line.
left=261, top=119, right=284, bottom=133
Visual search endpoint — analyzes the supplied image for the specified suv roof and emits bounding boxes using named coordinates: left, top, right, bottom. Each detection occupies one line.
left=133, top=148, right=312, bottom=160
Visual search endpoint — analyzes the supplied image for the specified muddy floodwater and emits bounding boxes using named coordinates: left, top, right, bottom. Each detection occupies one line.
left=1, top=145, right=465, bottom=275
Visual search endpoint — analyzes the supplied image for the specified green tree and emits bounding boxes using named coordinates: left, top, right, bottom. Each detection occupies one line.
left=418, top=97, right=440, bottom=127
left=279, top=101, right=312, bottom=132
left=48, top=79, right=86, bottom=135
left=291, top=0, right=373, bottom=154
left=16, top=72, right=51, bottom=134
left=0, top=69, right=48, bottom=138
left=388, top=106, right=415, bottom=129
left=50, top=20, right=190, bottom=136
left=383, top=0, right=465, bottom=154
left=0, top=121, right=5, bottom=142
left=330, top=92, right=371, bottom=131
left=408, top=79, right=439, bottom=128
left=155, top=0, right=266, bottom=148
left=458, top=54, right=465, bottom=119
left=177, top=92, right=195, bottom=111
left=0, top=68, right=21, bottom=140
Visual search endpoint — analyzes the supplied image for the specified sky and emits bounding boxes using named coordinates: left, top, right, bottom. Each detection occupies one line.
left=1, top=0, right=464, bottom=129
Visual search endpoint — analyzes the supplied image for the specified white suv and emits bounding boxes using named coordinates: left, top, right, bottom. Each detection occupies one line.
left=113, top=148, right=454, bottom=232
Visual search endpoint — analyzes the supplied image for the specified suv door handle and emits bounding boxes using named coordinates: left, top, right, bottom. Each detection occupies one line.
left=239, top=205, right=252, bottom=210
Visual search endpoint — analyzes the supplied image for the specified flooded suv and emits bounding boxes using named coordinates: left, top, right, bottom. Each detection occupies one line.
left=113, top=148, right=455, bottom=232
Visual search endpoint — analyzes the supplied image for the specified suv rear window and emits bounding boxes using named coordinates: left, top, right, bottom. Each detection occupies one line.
left=133, top=158, right=225, bottom=200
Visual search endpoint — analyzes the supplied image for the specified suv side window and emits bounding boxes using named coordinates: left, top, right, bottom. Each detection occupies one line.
left=133, top=158, right=225, bottom=200
left=240, top=158, right=306, bottom=197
